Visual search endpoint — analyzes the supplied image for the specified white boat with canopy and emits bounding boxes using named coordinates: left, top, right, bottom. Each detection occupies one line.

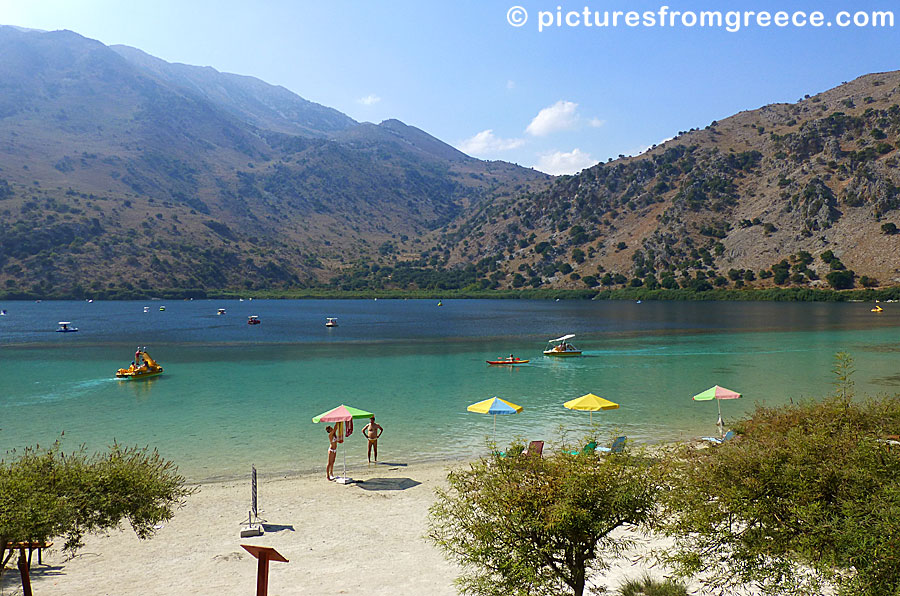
left=543, top=334, right=581, bottom=357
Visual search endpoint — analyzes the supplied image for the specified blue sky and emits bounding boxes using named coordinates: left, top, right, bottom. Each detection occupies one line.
left=1, top=1, right=897, bottom=173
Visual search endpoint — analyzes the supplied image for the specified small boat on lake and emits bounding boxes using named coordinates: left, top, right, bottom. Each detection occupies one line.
left=487, top=356, right=530, bottom=365
left=217, top=308, right=226, bottom=315
left=56, top=321, right=78, bottom=333
left=872, top=305, right=884, bottom=313
left=325, top=317, right=338, bottom=327
left=143, top=306, right=150, bottom=313
left=247, top=315, right=261, bottom=325
left=116, top=349, right=163, bottom=380
left=159, top=306, right=166, bottom=311
left=543, top=334, right=582, bottom=357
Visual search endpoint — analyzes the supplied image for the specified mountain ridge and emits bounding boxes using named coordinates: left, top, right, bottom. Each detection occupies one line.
left=1, top=24, right=898, bottom=298
left=0, top=25, right=548, bottom=296
left=430, top=70, right=900, bottom=293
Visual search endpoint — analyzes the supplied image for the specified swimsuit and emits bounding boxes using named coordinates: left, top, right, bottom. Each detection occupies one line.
left=328, top=446, right=336, bottom=454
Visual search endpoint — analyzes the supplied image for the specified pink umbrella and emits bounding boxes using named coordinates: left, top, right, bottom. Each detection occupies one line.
left=692, top=385, right=741, bottom=434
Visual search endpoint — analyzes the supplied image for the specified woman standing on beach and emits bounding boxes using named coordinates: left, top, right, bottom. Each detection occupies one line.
left=325, top=425, right=337, bottom=481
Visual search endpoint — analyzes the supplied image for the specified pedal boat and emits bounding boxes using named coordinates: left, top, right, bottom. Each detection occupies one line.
left=543, top=334, right=582, bottom=357
left=116, top=351, right=164, bottom=379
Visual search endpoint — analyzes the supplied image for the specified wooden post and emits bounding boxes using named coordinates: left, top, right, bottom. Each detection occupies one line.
left=18, top=547, right=32, bottom=596
left=241, top=545, right=288, bottom=596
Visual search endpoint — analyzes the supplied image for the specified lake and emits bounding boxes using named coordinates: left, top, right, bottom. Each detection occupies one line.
left=1, top=299, right=898, bottom=481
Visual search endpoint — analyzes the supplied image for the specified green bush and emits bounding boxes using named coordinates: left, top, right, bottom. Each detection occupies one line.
left=658, top=354, right=900, bottom=596
left=618, top=574, right=689, bottom=596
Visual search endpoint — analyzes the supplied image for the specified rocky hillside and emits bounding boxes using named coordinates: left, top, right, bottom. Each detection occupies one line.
left=0, top=26, right=547, bottom=297
left=2, top=24, right=898, bottom=297
left=422, top=71, right=900, bottom=292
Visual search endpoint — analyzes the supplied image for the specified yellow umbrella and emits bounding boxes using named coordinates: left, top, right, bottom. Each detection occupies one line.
left=563, top=393, right=619, bottom=424
left=467, top=397, right=523, bottom=443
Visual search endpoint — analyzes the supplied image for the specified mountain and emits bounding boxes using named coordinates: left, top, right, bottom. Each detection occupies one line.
left=0, top=26, right=548, bottom=296
left=3, top=24, right=897, bottom=298
left=428, top=71, right=900, bottom=292
left=109, top=44, right=357, bottom=137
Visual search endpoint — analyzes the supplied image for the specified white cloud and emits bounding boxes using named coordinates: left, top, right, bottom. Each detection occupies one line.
left=526, top=100, right=579, bottom=136
left=534, top=149, right=599, bottom=175
left=357, top=94, right=381, bottom=106
left=589, top=117, right=606, bottom=128
left=457, top=129, right=525, bottom=156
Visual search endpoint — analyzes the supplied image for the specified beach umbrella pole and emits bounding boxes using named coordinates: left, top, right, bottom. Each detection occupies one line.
left=716, top=399, right=724, bottom=435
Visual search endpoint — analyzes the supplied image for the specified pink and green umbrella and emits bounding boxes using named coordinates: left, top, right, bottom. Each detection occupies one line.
left=692, top=385, right=741, bottom=433
left=312, top=404, right=373, bottom=424
left=313, top=404, right=374, bottom=483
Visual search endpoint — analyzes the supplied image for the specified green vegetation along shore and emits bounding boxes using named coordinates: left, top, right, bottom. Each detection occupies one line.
left=4, top=285, right=900, bottom=302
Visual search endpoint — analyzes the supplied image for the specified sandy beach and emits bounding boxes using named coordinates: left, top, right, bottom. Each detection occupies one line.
left=1, top=456, right=692, bottom=596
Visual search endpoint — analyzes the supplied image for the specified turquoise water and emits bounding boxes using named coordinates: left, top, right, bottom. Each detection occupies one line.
left=1, top=299, right=899, bottom=481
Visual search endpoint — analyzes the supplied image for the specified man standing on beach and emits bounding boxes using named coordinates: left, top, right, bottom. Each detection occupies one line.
left=362, top=416, right=383, bottom=463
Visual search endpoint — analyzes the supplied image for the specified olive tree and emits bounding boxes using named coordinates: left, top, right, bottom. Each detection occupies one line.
left=657, top=355, right=900, bottom=596
left=428, top=442, right=659, bottom=596
left=1, top=442, right=194, bottom=595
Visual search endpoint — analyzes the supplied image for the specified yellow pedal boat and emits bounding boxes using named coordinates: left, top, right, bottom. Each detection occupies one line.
left=116, top=350, right=164, bottom=379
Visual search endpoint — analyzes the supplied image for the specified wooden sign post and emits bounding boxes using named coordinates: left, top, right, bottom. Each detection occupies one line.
left=241, top=545, right=288, bottom=596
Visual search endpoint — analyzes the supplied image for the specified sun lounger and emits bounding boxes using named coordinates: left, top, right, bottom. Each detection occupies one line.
left=570, top=441, right=598, bottom=455
left=701, top=430, right=735, bottom=444
left=523, top=440, right=544, bottom=457
left=597, top=436, right=626, bottom=454
left=494, top=445, right=524, bottom=458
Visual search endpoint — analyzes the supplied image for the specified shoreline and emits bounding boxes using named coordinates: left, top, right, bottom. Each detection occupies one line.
left=188, top=452, right=475, bottom=486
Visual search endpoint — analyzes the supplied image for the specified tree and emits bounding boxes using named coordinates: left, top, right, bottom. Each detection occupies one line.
left=859, top=275, right=878, bottom=288
left=826, top=269, right=855, bottom=289
left=1, top=442, right=193, bottom=595
left=429, top=445, right=659, bottom=596
left=658, top=355, right=900, bottom=596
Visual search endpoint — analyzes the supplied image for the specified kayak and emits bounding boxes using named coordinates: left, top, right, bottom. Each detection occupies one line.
left=487, top=358, right=530, bottom=365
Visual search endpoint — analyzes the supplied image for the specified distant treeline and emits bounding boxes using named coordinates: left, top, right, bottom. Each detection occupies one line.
left=4, top=286, right=900, bottom=302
